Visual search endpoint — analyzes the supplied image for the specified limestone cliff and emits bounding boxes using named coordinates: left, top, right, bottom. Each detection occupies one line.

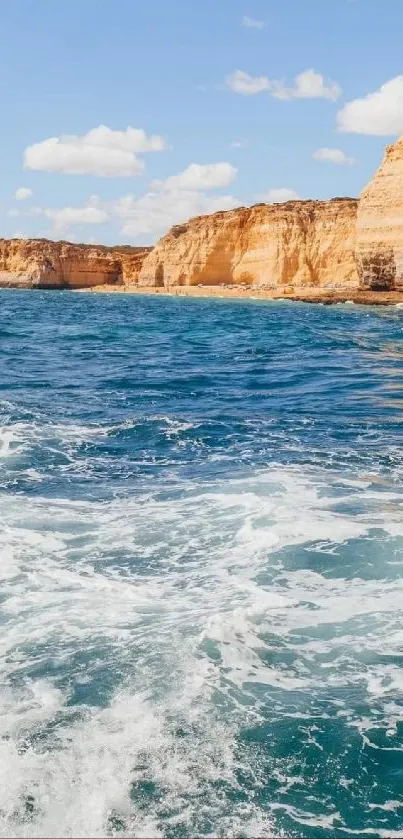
left=138, top=199, right=358, bottom=291
left=0, top=239, right=151, bottom=289
left=356, top=137, right=403, bottom=290
left=2, top=135, right=403, bottom=295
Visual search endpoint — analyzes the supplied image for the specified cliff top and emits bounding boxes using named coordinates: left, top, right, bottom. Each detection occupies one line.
left=0, top=237, right=152, bottom=255
left=168, top=196, right=358, bottom=237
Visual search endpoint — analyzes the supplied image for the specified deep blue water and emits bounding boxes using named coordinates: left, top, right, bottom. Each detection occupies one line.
left=1, top=289, right=403, bottom=838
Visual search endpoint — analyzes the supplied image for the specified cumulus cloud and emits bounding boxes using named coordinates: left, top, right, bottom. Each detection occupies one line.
left=274, top=69, right=341, bottom=101
left=242, top=15, right=266, bottom=28
left=109, top=161, right=239, bottom=239
left=257, top=188, right=300, bottom=203
left=226, top=70, right=271, bottom=95
left=337, top=76, right=403, bottom=135
left=18, top=156, right=239, bottom=242
left=15, top=187, right=33, bottom=200
left=112, top=190, right=239, bottom=239
left=313, top=147, right=356, bottom=165
left=44, top=206, right=108, bottom=232
left=7, top=209, right=20, bottom=218
left=230, top=139, right=247, bottom=148
left=23, top=124, right=168, bottom=177
left=153, top=162, right=237, bottom=191
left=226, top=68, right=341, bottom=100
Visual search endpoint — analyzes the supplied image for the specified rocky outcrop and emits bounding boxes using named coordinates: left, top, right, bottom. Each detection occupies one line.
left=0, top=239, right=151, bottom=289
left=139, top=135, right=403, bottom=295
left=356, top=137, right=403, bottom=291
left=2, top=136, right=403, bottom=294
left=139, top=199, right=359, bottom=291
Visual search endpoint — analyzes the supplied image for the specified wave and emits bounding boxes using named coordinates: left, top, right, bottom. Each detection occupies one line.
left=0, top=464, right=403, bottom=835
left=2, top=294, right=403, bottom=836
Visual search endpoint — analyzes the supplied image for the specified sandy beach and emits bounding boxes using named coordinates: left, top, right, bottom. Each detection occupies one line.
left=78, top=283, right=403, bottom=306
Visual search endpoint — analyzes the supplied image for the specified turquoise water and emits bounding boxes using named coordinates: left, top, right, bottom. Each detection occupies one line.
left=1, top=290, right=403, bottom=838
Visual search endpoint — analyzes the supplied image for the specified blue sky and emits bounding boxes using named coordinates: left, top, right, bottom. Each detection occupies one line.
left=0, top=0, right=401, bottom=245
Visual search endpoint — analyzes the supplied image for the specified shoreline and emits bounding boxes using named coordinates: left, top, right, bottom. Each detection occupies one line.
left=76, top=284, right=403, bottom=307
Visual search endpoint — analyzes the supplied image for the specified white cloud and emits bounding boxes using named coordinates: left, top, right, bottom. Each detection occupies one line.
left=84, top=125, right=167, bottom=153
left=44, top=206, right=108, bottom=232
left=272, top=69, right=342, bottom=101
left=313, top=147, right=356, bottom=165
left=337, top=76, right=403, bottom=135
left=242, top=15, right=266, bottom=28
left=226, top=70, right=271, bottom=95
left=294, top=69, right=341, bottom=101
left=230, top=139, right=247, bottom=148
left=112, top=190, right=239, bottom=240
left=7, top=209, right=20, bottom=218
left=23, top=124, right=168, bottom=177
left=226, top=67, right=341, bottom=100
left=116, top=161, right=238, bottom=240
left=12, top=231, right=27, bottom=239
left=153, top=162, right=237, bottom=191
left=17, top=157, right=238, bottom=242
left=15, top=187, right=33, bottom=200
left=32, top=169, right=238, bottom=241
left=257, top=188, right=300, bottom=203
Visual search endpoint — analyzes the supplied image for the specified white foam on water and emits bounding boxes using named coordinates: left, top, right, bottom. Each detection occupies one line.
left=0, top=462, right=403, bottom=835
left=0, top=681, right=278, bottom=839
left=341, top=830, right=403, bottom=838
left=163, top=417, right=198, bottom=436
left=0, top=425, right=30, bottom=459
left=0, top=419, right=105, bottom=477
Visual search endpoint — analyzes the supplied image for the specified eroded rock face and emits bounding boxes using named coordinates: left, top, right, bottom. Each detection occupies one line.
left=0, top=239, right=151, bottom=289
left=138, top=199, right=359, bottom=291
left=356, top=138, right=403, bottom=291
left=2, top=136, right=403, bottom=294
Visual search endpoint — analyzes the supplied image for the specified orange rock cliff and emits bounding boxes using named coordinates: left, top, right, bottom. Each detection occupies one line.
left=356, top=137, right=403, bottom=291
left=138, top=199, right=358, bottom=291
left=1, top=136, right=402, bottom=294
left=0, top=239, right=152, bottom=289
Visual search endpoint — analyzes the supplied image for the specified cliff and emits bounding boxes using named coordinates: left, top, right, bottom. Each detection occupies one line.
left=138, top=134, right=403, bottom=295
left=138, top=198, right=358, bottom=291
left=356, top=138, right=403, bottom=290
left=0, top=239, right=152, bottom=289
left=2, top=135, right=403, bottom=295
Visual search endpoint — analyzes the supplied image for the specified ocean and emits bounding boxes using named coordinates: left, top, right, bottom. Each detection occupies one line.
left=1, top=289, right=403, bottom=838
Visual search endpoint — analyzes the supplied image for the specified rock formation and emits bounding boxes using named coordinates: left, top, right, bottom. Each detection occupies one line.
left=356, top=137, right=403, bottom=291
left=138, top=198, right=358, bottom=291
left=0, top=238, right=151, bottom=289
left=1, top=135, right=403, bottom=295
left=139, top=134, right=403, bottom=295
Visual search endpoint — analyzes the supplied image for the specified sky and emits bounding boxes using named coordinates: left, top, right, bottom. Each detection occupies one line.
left=1, top=0, right=402, bottom=245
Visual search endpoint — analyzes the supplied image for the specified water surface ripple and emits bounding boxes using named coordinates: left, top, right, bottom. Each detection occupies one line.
left=1, top=290, right=403, bottom=838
